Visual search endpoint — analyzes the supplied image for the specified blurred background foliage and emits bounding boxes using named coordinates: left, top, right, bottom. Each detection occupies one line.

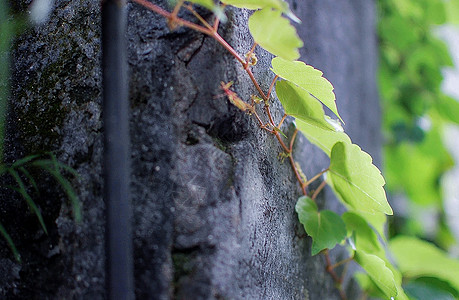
left=378, top=0, right=459, bottom=299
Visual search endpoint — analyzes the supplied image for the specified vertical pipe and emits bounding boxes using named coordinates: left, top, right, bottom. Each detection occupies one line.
left=101, top=0, right=134, bottom=299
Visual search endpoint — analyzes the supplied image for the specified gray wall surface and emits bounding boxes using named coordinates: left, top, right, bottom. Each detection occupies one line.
left=0, top=0, right=380, bottom=299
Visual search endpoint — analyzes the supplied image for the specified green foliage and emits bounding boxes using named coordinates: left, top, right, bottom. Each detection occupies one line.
left=276, top=80, right=334, bottom=130
left=378, top=0, right=459, bottom=297
left=295, top=118, right=350, bottom=156
left=343, top=212, right=383, bottom=255
left=354, top=251, right=398, bottom=298
left=271, top=57, right=342, bottom=121
left=187, top=0, right=214, bottom=9
left=221, top=0, right=300, bottom=23
left=248, top=8, right=302, bottom=60
left=390, top=236, right=459, bottom=293
left=221, top=0, right=286, bottom=10
left=295, top=196, right=346, bottom=255
left=404, top=282, right=456, bottom=300
left=328, top=142, right=393, bottom=215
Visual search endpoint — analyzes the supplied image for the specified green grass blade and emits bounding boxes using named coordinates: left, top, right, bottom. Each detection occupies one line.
left=32, top=159, right=79, bottom=177
left=39, top=165, right=81, bottom=222
left=50, top=153, right=80, bottom=177
left=31, top=158, right=81, bottom=221
left=0, top=221, right=21, bottom=262
left=8, top=168, right=48, bottom=234
left=0, top=164, right=7, bottom=176
left=54, top=162, right=79, bottom=177
left=10, top=154, right=41, bottom=168
left=0, top=221, right=20, bottom=262
left=18, top=166, right=39, bottom=193
left=50, top=170, right=81, bottom=222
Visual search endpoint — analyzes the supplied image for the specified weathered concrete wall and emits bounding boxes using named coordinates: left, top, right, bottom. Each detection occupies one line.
left=0, top=0, right=380, bottom=299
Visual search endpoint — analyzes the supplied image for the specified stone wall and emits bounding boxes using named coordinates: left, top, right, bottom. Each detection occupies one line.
left=0, top=0, right=380, bottom=299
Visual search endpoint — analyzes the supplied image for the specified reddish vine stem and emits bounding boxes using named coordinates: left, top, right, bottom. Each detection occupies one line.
left=131, top=2, right=347, bottom=298
left=171, top=0, right=184, bottom=20
left=325, top=250, right=348, bottom=300
left=289, top=155, right=307, bottom=195
left=267, top=75, right=279, bottom=99
left=185, top=4, right=213, bottom=30
left=278, top=113, right=287, bottom=129
left=331, top=256, right=354, bottom=270
left=289, top=129, right=298, bottom=152
left=265, top=105, right=277, bottom=127
left=132, top=0, right=211, bottom=34
left=273, top=132, right=290, bottom=153
left=245, top=42, right=258, bottom=67
left=311, top=180, right=327, bottom=200
left=305, top=167, right=329, bottom=187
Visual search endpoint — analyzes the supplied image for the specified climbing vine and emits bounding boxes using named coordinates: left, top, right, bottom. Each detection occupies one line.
left=132, top=0, right=458, bottom=299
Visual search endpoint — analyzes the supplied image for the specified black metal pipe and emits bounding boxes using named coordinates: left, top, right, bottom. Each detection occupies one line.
left=101, top=0, right=134, bottom=299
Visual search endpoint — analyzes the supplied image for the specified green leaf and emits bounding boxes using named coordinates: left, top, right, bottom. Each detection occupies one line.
left=271, top=57, right=342, bottom=122
left=248, top=8, right=302, bottom=60
left=10, top=154, right=40, bottom=168
left=295, top=118, right=351, bottom=157
left=276, top=80, right=334, bottom=130
left=183, top=0, right=226, bottom=21
left=378, top=15, right=419, bottom=51
left=444, top=0, right=459, bottom=24
left=8, top=168, right=48, bottom=234
left=404, top=282, right=455, bottom=300
left=328, top=142, right=393, bottom=215
left=32, top=159, right=79, bottom=177
left=220, top=0, right=300, bottom=23
left=385, top=124, right=453, bottom=206
left=342, top=212, right=383, bottom=256
left=186, top=0, right=214, bottom=9
left=18, top=166, right=39, bottom=193
left=295, top=196, right=347, bottom=255
left=348, top=210, right=386, bottom=240
left=354, top=251, right=398, bottom=298
left=38, top=163, right=81, bottom=222
left=221, top=0, right=285, bottom=10
left=0, top=222, right=20, bottom=262
left=390, top=236, right=459, bottom=292
left=355, top=272, right=388, bottom=299
left=436, top=96, right=459, bottom=125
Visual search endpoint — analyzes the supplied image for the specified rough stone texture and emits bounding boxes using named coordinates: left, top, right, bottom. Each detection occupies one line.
left=0, top=0, right=380, bottom=299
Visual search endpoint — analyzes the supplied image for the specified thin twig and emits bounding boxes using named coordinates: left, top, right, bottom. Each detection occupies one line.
left=171, top=0, right=184, bottom=19
left=305, top=168, right=329, bottom=187
left=278, top=113, right=287, bottom=129
left=132, top=0, right=212, bottom=35
left=213, top=3, right=225, bottom=32
left=265, top=105, right=277, bottom=127
left=324, top=250, right=348, bottom=300
left=267, top=75, right=279, bottom=99
left=274, top=132, right=290, bottom=153
left=246, top=67, right=268, bottom=100
left=311, top=180, right=326, bottom=200
left=331, top=256, right=354, bottom=270
left=244, top=42, right=258, bottom=68
left=289, top=156, right=307, bottom=195
left=185, top=4, right=213, bottom=30
left=289, top=129, right=298, bottom=152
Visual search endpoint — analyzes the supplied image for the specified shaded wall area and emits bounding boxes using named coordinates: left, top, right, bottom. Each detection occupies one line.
left=0, top=0, right=380, bottom=299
